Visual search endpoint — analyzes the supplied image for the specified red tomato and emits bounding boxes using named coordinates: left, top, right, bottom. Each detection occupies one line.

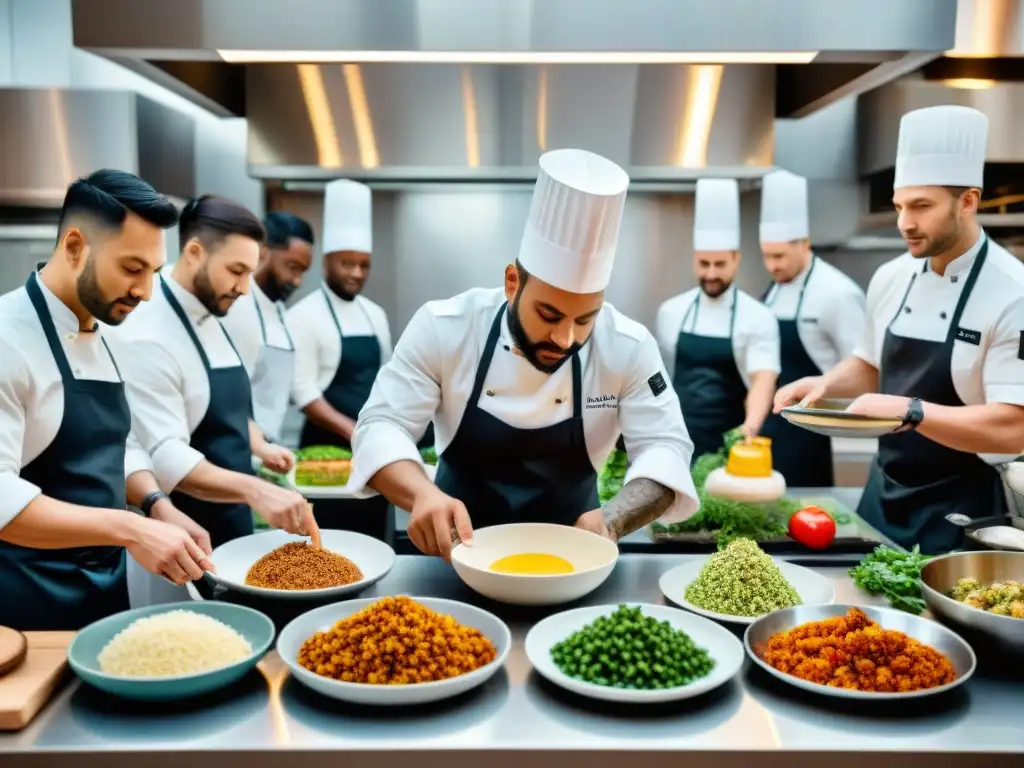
left=788, top=506, right=836, bottom=550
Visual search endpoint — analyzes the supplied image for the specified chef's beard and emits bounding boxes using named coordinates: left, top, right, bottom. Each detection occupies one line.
left=903, top=217, right=962, bottom=260
left=700, top=278, right=731, bottom=298
left=508, top=291, right=582, bottom=374
left=77, top=256, right=138, bottom=326
left=327, top=278, right=357, bottom=302
left=194, top=263, right=240, bottom=317
left=262, top=274, right=296, bottom=303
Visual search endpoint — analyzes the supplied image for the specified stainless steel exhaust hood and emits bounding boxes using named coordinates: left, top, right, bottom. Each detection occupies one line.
left=0, top=89, right=196, bottom=207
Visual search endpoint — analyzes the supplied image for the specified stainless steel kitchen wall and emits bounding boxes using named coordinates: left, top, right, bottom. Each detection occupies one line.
left=268, top=187, right=777, bottom=335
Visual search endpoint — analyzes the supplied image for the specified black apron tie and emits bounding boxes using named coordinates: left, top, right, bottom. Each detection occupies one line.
left=433, top=303, right=598, bottom=530
left=760, top=257, right=834, bottom=486
left=160, top=278, right=255, bottom=548
left=0, top=273, right=132, bottom=630
left=673, top=289, right=747, bottom=461
left=855, top=239, right=1007, bottom=553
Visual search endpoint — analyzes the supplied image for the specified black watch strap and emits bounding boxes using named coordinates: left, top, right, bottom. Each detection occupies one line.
left=899, top=397, right=924, bottom=432
left=140, top=490, right=169, bottom=517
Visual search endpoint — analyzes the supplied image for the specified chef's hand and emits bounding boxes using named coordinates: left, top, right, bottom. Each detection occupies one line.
left=149, top=497, right=213, bottom=556
left=127, top=516, right=214, bottom=585
left=846, top=394, right=911, bottom=420
left=575, top=509, right=616, bottom=542
left=408, top=486, right=473, bottom=562
left=773, top=375, right=827, bottom=413
left=258, top=443, right=295, bottom=474
left=246, top=482, right=317, bottom=536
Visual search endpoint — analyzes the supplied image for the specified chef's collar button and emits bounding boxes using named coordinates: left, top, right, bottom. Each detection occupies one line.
left=503, top=344, right=510, bottom=351
left=65, top=333, right=74, bottom=340
left=485, top=389, right=495, bottom=396
left=940, top=311, right=948, bottom=319
left=904, top=306, right=912, bottom=314
left=951, top=275, right=959, bottom=284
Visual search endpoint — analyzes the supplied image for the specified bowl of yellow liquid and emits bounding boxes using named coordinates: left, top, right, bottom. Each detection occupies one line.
left=450, top=523, right=619, bottom=606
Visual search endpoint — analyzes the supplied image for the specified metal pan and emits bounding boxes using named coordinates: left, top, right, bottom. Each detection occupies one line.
left=781, top=398, right=901, bottom=439
left=744, top=603, right=976, bottom=700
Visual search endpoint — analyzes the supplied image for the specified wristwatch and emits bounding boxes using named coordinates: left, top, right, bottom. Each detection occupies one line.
left=899, top=397, right=924, bottom=432
left=140, top=490, right=170, bottom=517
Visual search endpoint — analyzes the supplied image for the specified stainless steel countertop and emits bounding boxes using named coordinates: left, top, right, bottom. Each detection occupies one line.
left=4, top=546, right=1023, bottom=768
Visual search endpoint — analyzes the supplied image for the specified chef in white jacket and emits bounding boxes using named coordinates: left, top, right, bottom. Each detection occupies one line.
left=758, top=169, right=867, bottom=487
left=348, top=149, right=699, bottom=561
left=655, top=179, right=780, bottom=459
left=775, top=106, right=1024, bottom=553
left=222, top=211, right=314, bottom=444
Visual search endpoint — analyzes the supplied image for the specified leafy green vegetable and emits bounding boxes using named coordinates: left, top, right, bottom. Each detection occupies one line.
left=598, top=449, right=628, bottom=505
left=849, top=545, right=931, bottom=615
left=295, top=445, right=352, bottom=461
left=420, top=446, right=438, bottom=465
left=257, top=464, right=289, bottom=487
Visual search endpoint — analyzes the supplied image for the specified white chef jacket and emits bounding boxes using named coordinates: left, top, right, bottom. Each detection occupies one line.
left=109, top=275, right=251, bottom=492
left=764, top=255, right=867, bottom=373
left=655, top=285, right=781, bottom=387
left=0, top=278, right=153, bottom=530
left=853, top=233, right=1024, bottom=464
left=221, top=283, right=293, bottom=427
left=288, top=287, right=392, bottom=409
left=348, top=287, right=700, bottom=524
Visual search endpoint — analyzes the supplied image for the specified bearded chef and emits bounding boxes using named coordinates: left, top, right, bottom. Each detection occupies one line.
left=655, top=179, right=780, bottom=460
left=0, top=170, right=213, bottom=630
left=775, top=106, right=1024, bottom=553
left=757, top=169, right=867, bottom=487
left=222, top=211, right=314, bottom=444
left=346, top=149, right=699, bottom=561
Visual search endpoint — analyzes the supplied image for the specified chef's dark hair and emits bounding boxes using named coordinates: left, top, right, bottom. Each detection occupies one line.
left=264, top=211, right=315, bottom=249
left=179, top=194, right=266, bottom=251
left=57, top=169, right=179, bottom=242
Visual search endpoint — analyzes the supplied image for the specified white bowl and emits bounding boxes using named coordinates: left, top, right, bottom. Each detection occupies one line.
left=277, top=596, right=511, bottom=705
left=450, top=523, right=618, bottom=606
left=525, top=603, right=744, bottom=703
left=658, top=558, right=836, bottom=626
left=207, top=529, right=395, bottom=601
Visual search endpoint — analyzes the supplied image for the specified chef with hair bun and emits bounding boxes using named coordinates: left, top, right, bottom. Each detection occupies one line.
left=656, top=178, right=781, bottom=459
left=775, top=105, right=1024, bottom=553
left=347, top=149, right=700, bottom=560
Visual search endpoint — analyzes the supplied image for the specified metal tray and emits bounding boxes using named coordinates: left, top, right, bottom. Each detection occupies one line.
left=782, top=398, right=901, bottom=439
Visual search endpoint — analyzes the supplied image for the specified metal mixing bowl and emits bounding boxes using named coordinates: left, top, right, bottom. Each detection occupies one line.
left=919, top=551, right=1024, bottom=651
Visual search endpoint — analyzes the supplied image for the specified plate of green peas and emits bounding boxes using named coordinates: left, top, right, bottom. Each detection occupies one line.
left=524, top=603, right=744, bottom=703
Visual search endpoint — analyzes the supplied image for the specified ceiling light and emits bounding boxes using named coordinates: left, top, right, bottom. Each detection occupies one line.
left=941, top=77, right=998, bottom=89
left=218, top=50, right=817, bottom=65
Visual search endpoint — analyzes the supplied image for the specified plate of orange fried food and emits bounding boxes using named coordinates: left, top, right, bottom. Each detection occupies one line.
left=744, top=604, right=976, bottom=700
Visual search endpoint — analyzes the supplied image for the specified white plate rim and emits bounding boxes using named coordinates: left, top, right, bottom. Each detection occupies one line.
left=524, top=602, right=744, bottom=703
left=658, top=559, right=836, bottom=626
left=276, top=595, right=512, bottom=698
left=206, top=529, right=396, bottom=599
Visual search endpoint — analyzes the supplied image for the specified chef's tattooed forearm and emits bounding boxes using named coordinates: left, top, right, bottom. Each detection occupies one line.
left=602, top=478, right=674, bottom=540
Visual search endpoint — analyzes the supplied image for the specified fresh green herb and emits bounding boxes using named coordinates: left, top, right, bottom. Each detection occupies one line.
left=419, top=446, right=438, bottom=465
left=685, top=538, right=802, bottom=616
left=849, top=545, right=931, bottom=615
left=597, top=449, right=628, bottom=505
left=256, top=464, right=289, bottom=487
left=550, top=605, right=715, bottom=690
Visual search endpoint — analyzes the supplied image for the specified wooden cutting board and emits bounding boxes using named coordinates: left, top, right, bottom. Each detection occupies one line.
left=0, top=631, right=75, bottom=731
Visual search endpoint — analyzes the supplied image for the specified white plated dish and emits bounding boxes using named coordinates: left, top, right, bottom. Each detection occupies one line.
left=781, top=398, right=900, bottom=439
left=277, top=596, right=511, bottom=705
left=450, top=523, right=618, bottom=606
left=658, top=558, right=836, bottom=626
left=290, top=463, right=437, bottom=499
left=206, top=529, right=395, bottom=600
left=525, top=602, right=743, bottom=703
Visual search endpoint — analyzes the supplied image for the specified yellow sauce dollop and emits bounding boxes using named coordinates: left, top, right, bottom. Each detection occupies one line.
left=489, top=553, right=574, bottom=575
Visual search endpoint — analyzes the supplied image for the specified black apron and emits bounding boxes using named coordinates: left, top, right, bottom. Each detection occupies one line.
left=856, top=239, right=1007, bottom=554
left=674, top=289, right=748, bottom=461
left=760, top=258, right=834, bottom=486
left=161, top=279, right=255, bottom=549
left=0, top=274, right=131, bottom=630
left=434, top=303, right=599, bottom=529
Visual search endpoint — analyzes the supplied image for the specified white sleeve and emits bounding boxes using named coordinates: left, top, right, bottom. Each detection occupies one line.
left=618, top=331, right=700, bottom=524
left=824, top=284, right=867, bottom=360
left=742, top=309, right=781, bottom=375
left=0, top=340, right=42, bottom=530
left=289, top=304, right=325, bottom=409
left=348, top=305, right=442, bottom=497
left=220, top=299, right=262, bottom=378
left=983, top=295, right=1024, bottom=407
left=120, top=343, right=204, bottom=492
left=124, top=429, right=154, bottom=479
left=853, top=267, right=889, bottom=368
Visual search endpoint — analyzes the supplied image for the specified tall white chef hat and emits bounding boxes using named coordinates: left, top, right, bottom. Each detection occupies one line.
left=322, top=179, right=372, bottom=254
left=693, top=178, right=740, bottom=252
left=759, top=169, right=809, bottom=244
left=893, top=105, right=988, bottom=190
left=518, top=149, right=629, bottom=294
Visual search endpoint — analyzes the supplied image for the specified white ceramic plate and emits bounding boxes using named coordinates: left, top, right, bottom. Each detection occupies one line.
left=277, top=596, right=511, bottom=705
left=658, top=558, right=836, bottom=626
left=207, top=529, right=395, bottom=600
left=450, top=523, right=618, bottom=606
left=525, top=603, right=743, bottom=703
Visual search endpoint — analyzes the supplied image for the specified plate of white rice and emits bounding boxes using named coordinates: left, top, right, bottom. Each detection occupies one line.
left=68, top=601, right=274, bottom=701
